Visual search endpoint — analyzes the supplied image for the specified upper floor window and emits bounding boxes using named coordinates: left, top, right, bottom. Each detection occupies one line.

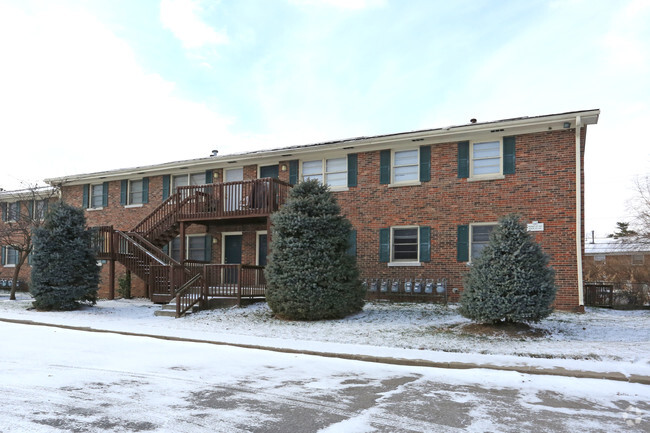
left=129, top=180, right=144, bottom=205
left=91, top=184, right=104, bottom=208
left=471, top=141, right=501, bottom=177
left=393, top=149, right=419, bottom=183
left=470, top=223, right=497, bottom=260
left=632, top=254, right=644, bottom=265
left=173, top=173, right=205, bottom=190
left=7, top=202, right=19, bottom=221
left=302, top=157, right=347, bottom=188
left=35, top=200, right=48, bottom=220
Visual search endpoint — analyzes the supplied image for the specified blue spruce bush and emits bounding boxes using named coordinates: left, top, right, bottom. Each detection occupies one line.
left=459, top=214, right=556, bottom=324
left=30, top=202, right=99, bottom=310
left=265, top=180, right=364, bottom=320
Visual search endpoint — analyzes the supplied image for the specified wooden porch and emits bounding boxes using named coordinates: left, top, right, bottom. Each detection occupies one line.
left=91, top=177, right=292, bottom=317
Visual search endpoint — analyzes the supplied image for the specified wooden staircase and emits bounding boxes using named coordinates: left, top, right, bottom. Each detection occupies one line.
left=92, top=178, right=291, bottom=317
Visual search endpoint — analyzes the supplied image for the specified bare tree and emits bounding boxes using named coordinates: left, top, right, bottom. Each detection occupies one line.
left=0, top=184, right=59, bottom=300
left=632, top=175, right=650, bottom=243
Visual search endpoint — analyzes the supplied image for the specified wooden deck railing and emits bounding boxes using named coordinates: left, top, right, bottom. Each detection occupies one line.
left=176, top=178, right=292, bottom=221
left=90, top=226, right=114, bottom=260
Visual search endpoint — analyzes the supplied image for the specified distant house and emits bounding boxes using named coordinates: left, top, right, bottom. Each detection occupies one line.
left=584, top=238, right=650, bottom=283
left=4, top=109, right=599, bottom=313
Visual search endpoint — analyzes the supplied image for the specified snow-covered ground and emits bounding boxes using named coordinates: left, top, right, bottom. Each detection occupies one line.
left=1, top=290, right=648, bottom=380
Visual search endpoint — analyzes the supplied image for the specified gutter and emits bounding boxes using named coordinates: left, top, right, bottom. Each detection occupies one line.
left=576, top=115, right=584, bottom=307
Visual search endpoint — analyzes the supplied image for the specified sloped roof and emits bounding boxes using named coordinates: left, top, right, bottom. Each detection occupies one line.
left=585, top=238, right=650, bottom=255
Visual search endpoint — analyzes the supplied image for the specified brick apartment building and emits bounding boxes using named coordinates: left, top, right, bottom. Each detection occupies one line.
left=2, top=109, right=599, bottom=312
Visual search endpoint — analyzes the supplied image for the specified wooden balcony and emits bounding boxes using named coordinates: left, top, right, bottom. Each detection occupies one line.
left=177, top=177, right=292, bottom=222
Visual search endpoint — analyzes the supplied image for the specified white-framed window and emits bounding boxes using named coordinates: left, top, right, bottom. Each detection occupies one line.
left=3, top=246, right=19, bottom=266
left=173, top=173, right=205, bottom=191
left=7, top=202, right=19, bottom=221
left=129, top=180, right=144, bottom=205
left=35, top=199, right=48, bottom=220
left=632, top=254, right=644, bottom=265
left=393, top=149, right=419, bottom=183
left=470, top=223, right=497, bottom=260
left=471, top=140, right=502, bottom=177
left=593, top=254, right=606, bottom=263
left=302, top=157, right=347, bottom=187
left=391, top=226, right=419, bottom=262
left=90, top=184, right=104, bottom=208
left=167, top=235, right=210, bottom=262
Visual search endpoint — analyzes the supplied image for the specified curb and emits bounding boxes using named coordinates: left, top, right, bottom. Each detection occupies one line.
left=2, top=317, right=648, bottom=385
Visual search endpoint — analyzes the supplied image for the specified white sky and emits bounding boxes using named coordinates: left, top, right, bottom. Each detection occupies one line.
left=0, top=0, right=648, bottom=236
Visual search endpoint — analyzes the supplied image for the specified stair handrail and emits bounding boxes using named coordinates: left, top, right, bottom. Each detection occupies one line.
left=132, top=192, right=180, bottom=237
left=114, top=230, right=167, bottom=265
left=125, top=231, right=182, bottom=267
left=174, top=273, right=203, bottom=318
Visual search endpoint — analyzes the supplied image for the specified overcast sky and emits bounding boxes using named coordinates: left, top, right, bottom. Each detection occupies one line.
left=0, top=0, right=648, bottom=236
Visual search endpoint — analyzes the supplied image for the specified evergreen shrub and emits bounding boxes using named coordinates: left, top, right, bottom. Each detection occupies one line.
left=265, top=180, right=364, bottom=320
left=30, top=202, right=99, bottom=310
left=459, top=214, right=556, bottom=324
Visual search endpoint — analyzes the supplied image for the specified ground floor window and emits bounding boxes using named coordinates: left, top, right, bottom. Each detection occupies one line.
left=2, top=246, right=19, bottom=266
left=392, top=227, right=419, bottom=262
left=166, top=235, right=212, bottom=262
left=470, top=223, right=497, bottom=260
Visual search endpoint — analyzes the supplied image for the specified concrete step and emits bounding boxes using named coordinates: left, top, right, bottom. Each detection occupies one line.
left=154, top=302, right=201, bottom=317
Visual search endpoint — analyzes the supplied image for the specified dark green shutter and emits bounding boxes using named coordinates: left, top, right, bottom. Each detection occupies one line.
left=162, top=175, right=171, bottom=199
left=419, top=226, right=430, bottom=262
left=379, top=150, right=391, bottom=184
left=347, top=154, right=358, bottom=187
left=142, top=178, right=149, bottom=204
left=162, top=244, right=169, bottom=255
left=419, top=145, right=431, bottom=182
left=27, top=201, right=34, bottom=219
left=1, top=246, right=4, bottom=265
left=457, top=225, right=469, bottom=262
left=205, top=170, right=213, bottom=184
left=16, top=202, right=20, bottom=219
left=347, top=229, right=357, bottom=256
left=458, top=141, right=469, bottom=178
left=82, top=184, right=89, bottom=208
left=1, top=203, right=6, bottom=221
left=288, top=160, right=299, bottom=185
left=120, top=180, right=127, bottom=205
left=204, top=235, right=213, bottom=262
left=503, top=136, right=516, bottom=174
left=379, top=228, right=390, bottom=262
left=102, top=182, right=109, bottom=207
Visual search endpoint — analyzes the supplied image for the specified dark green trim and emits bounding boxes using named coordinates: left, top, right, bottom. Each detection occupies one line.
left=82, top=184, right=89, bottom=208
left=457, top=225, right=469, bottom=262
left=458, top=141, right=469, bottom=179
left=204, top=235, right=213, bottom=262
left=205, top=170, right=213, bottom=184
left=379, top=228, right=390, bottom=262
left=347, top=153, right=358, bottom=187
left=1, top=203, right=6, bottom=222
left=1, top=246, right=4, bottom=266
left=142, top=178, right=149, bottom=204
left=379, top=150, right=391, bottom=184
left=347, top=229, right=357, bottom=256
left=503, top=136, right=516, bottom=174
left=419, top=226, right=431, bottom=262
left=419, top=145, right=431, bottom=182
left=27, top=201, right=34, bottom=219
left=102, top=182, right=109, bottom=207
left=288, top=160, right=299, bottom=185
left=120, top=180, right=127, bottom=206
left=162, top=175, right=170, bottom=199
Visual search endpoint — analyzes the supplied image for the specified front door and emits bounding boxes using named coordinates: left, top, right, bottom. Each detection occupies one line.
left=258, top=234, right=268, bottom=267
left=224, top=234, right=242, bottom=284
left=225, top=168, right=244, bottom=212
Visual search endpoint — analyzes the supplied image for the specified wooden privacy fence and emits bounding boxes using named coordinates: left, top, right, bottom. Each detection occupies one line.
left=584, top=281, right=649, bottom=308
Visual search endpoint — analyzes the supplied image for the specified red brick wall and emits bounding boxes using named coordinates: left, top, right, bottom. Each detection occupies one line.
left=49, top=127, right=586, bottom=310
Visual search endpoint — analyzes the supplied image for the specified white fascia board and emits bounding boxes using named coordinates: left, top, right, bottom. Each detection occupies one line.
left=45, top=109, right=600, bottom=186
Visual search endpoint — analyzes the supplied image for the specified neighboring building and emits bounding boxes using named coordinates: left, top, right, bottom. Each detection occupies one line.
left=584, top=238, right=650, bottom=283
left=0, top=186, right=58, bottom=289
left=24, top=108, right=599, bottom=312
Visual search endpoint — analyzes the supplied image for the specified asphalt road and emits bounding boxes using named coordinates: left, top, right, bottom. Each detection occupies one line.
left=0, top=322, right=647, bottom=433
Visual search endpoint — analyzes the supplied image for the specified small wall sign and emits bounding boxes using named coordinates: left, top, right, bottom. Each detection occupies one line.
left=527, top=221, right=544, bottom=232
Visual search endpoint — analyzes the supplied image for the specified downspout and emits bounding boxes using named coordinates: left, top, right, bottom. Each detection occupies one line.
left=575, top=116, right=584, bottom=308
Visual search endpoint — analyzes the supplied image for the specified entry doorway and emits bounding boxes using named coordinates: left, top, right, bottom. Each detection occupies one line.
left=223, top=234, right=242, bottom=284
